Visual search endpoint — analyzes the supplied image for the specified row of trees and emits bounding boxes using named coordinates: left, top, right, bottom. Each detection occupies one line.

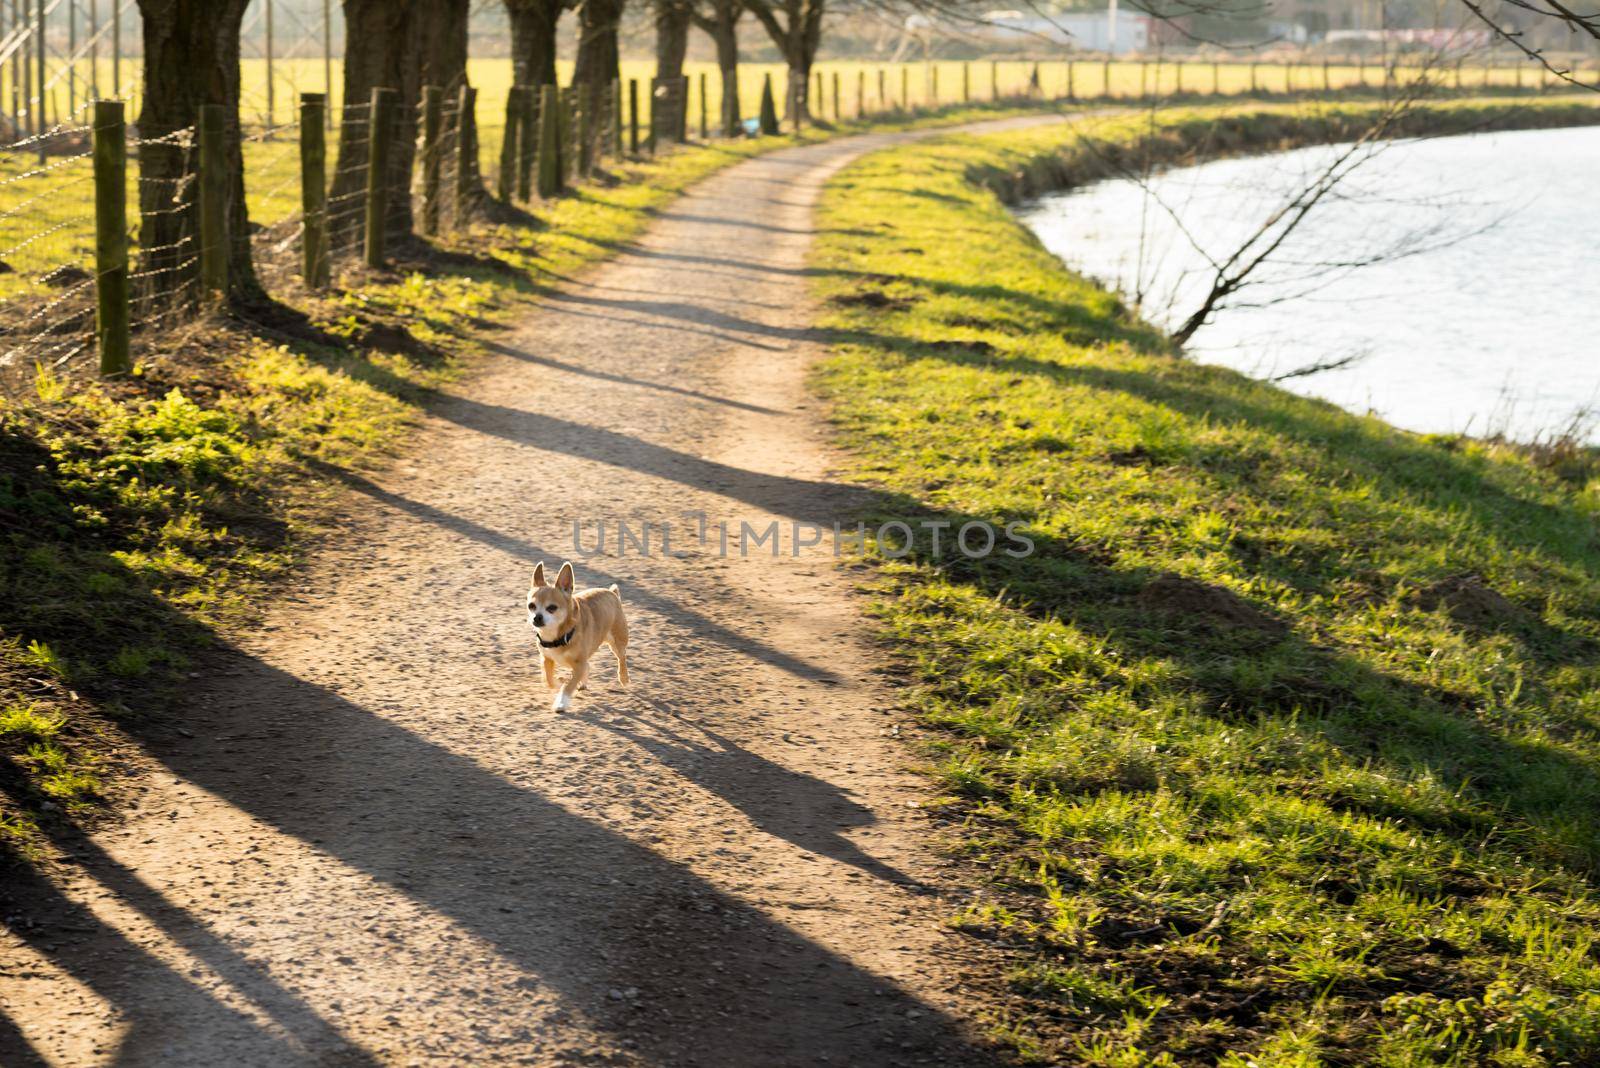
left=132, top=0, right=828, bottom=309
left=505, top=0, right=823, bottom=160
left=129, top=0, right=1588, bottom=311
left=138, top=1, right=490, bottom=305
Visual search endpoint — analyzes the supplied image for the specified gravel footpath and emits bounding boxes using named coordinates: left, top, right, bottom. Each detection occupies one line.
left=1, top=115, right=1063, bottom=1067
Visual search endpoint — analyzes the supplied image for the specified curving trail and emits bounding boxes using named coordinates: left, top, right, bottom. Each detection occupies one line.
left=1, top=115, right=1062, bottom=1067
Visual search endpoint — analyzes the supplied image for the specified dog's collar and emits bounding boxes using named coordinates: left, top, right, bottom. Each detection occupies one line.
left=538, top=626, right=577, bottom=649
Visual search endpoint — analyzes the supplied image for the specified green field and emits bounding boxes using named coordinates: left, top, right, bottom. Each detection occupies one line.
left=0, top=51, right=1565, bottom=319
left=812, top=96, right=1600, bottom=1064
left=0, top=52, right=1572, bottom=137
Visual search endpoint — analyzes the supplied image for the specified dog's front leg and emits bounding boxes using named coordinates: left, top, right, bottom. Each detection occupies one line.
left=542, top=656, right=558, bottom=690
left=553, top=660, right=588, bottom=712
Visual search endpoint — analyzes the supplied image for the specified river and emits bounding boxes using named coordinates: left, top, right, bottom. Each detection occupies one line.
left=1015, top=124, right=1600, bottom=443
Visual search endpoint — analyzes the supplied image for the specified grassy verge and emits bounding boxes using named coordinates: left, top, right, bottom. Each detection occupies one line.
left=0, top=98, right=1060, bottom=864
left=812, top=96, right=1600, bottom=1065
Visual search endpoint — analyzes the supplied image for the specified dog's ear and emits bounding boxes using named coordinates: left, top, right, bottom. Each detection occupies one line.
left=531, top=561, right=546, bottom=589
left=555, top=562, right=575, bottom=593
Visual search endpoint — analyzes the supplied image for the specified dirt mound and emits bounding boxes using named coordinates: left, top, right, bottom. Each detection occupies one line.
left=1414, top=575, right=1520, bottom=630
left=1137, top=574, right=1287, bottom=637
left=830, top=289, right=915, bottom=310
left=924, top=339, right=995, bottom=357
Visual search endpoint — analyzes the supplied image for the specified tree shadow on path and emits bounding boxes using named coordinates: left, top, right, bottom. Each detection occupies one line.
left=578, top=699, right=932, bottom=893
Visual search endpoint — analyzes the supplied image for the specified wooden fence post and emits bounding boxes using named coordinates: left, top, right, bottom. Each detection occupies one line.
left=455, top=85, right=476, bottom=224
left=198, top=103, right=229, bottom=297
left=832, top=70, right=840, bottom=120
left=1065, top=60, right=1074, bottom=101
left=901, top=65, right=909, bottom=110
left=561, top=87, right=578, bottom=179
left=93, top=99, right=129, bottom=375
left=963, top=62, right=970, bottom=102
left=857, top=70, right=865, bottom=116
left=1104, top=58, right=1112, bottom=98
left=877, top=68, right=885, bottom=111
left=537, top=84, right=560, bottom=196
left=758, top=72, right=778, bottom=134
left=299, top=92, right=329, bottom=289
left=34, top=0, right=44, bottom=163
left=578, top=88, right=594, bottom=176
left=931, top=64, right=939, bottom=105
left=611, top=79, right=623, bottom=155
left=628, top=78, right=640, bottom=154
left=363, top=88, right=394, bottom=267
left=699, top=72, right=708, bottom=138
left=421, top=85, right=443, bottom=233
left=518, top=86, right=537, bottom=200
left=645, top=81, right=659, bottom=152
left=678, top=75, right=690, bottom=141
left=993, top=59, right=1000, bottom=100
left=498, top=84, right=520, bottom=201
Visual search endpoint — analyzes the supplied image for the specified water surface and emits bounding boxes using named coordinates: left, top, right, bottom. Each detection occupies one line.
left=1016, top=124, right=1600, bottom=441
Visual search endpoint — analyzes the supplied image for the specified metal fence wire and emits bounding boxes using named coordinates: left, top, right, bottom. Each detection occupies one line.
left=0, top=19, right=1581, bottom=389
left=323, top=98, right=369, bottom=263
left=0, top=116, right=96, bottom=378
left=128, top=124, right=199, bottom=342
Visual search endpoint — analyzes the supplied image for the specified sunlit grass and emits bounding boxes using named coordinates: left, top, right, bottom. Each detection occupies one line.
left=0, top=51, right=1558, bottom=302
left=813, top=95, right=1600, bottom=1064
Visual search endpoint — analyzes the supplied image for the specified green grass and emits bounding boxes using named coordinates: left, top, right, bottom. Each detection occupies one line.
left=0, top=53, right=1566, bottom=299
left=17, top=56, right=1565, bottom=133
left=811, top=96, right=1600, bottom=1065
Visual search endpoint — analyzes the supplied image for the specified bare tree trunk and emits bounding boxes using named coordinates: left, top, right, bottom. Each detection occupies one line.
left=135, top=0, right=257, bottom=304
left=417, top=1, right=471, bottom=95
left=573, top=0, right=622, bottom=94
left=419, top=0, right=484, bottom=207
left=505, top=0, right=561, bottom=86
left=786, top=60, right=808, bottom=124
left=572, top=0, right=622, bottom=158
left=329, top=0, right=421, bottom=247
left=745, top=0, right=824, bottom=124
left=693, top=0, right=742, bottom=135
left=654, top=0, right=691, bottom=81
left=501, top=0, right=563, bottom=197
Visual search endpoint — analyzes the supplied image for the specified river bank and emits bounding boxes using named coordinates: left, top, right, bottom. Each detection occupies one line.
left=813, top=95, right=1600, bottom=1064
left=1017, top=123, right=1600, bottom=444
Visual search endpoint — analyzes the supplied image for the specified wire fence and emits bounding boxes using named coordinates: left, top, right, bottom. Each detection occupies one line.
left=0, top=0, right=1590, bottom=390
left=323, top=99, right=368, bottom=264
left=0, top=115, right=96, bottom=377
left=128, top=124, right=197, bottom=336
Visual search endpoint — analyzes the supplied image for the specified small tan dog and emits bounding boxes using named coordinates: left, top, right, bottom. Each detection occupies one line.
left=527, top=561, right=630, bottom=711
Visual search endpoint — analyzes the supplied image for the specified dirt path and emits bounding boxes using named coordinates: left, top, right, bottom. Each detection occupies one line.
left=1, top=116, right=1060, bottom=1067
